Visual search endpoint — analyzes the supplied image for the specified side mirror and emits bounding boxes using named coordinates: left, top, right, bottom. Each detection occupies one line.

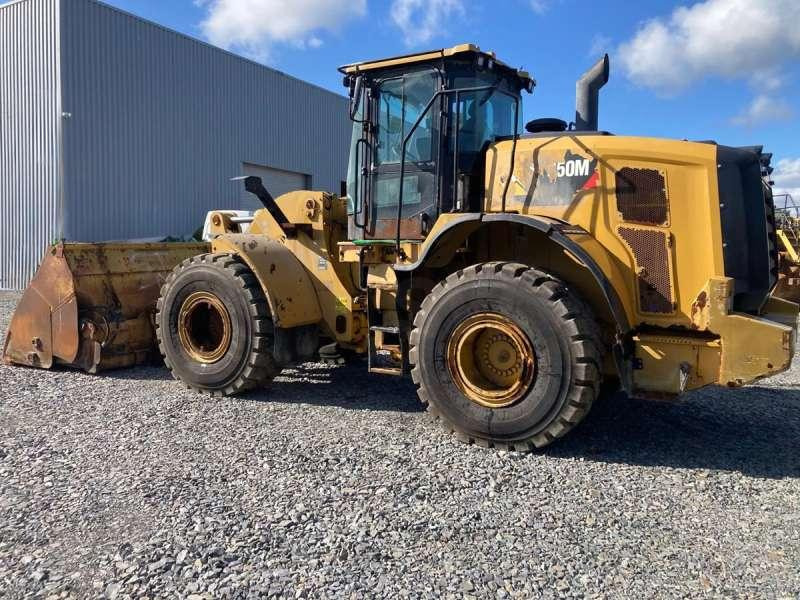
left=349, top=75, right=363, bottom=119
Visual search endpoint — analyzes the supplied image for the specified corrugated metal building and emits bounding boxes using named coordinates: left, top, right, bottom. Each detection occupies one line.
left=0, top=0, right=350, bottom=289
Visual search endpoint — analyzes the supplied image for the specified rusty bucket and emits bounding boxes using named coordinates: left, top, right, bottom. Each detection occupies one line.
left=3, top=241, right=208, bottom=373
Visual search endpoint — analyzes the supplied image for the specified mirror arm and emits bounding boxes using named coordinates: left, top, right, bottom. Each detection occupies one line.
left=349, top=75, right=364, bottom=120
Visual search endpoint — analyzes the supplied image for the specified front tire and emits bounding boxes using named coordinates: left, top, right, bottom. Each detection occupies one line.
left=409, top=262, right=603, bottom=451
left=155, top=253, right=280, bottom=396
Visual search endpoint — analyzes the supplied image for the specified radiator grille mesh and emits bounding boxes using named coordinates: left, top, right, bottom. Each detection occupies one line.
left=618, top=227, right=674, bottom=314
left=615, top=168, right=669, bottom=226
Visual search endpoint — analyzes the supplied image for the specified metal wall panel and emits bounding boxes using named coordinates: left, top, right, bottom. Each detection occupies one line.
left=59, top=0, right=350, bottom=243
left=0, top=0, right=61, bottom=290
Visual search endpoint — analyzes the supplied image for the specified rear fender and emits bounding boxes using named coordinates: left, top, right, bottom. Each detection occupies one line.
left=397, top=213, right=630, bottom=334
left=212, top=234, right=322, bottom=328
left=395, top=213, right=634, bottom=389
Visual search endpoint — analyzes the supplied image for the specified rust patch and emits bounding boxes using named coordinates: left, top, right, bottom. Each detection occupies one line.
left=690, top=291, right=708, bottom=330
left=368, top=218, right=423, bottom=241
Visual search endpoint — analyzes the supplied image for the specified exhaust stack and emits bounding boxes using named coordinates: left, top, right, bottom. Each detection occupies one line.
left=575, top=54, right=609, bottom=131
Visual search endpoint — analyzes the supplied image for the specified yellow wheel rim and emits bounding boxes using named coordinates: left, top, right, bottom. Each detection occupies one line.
left=446, top=313, right=536, bottom=408
left=177, top=291, right=232, bottom=364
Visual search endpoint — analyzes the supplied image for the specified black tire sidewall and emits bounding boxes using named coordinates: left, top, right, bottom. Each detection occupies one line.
left=417, top=275, right=573, bottom=441
left=159, top=262, right=254, bottom=390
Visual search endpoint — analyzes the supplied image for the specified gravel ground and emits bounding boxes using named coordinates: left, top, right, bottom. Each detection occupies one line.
left=0, top=289, right=799, bottom=599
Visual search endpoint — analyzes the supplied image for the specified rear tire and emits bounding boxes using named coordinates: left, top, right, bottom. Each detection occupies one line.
left=155, top=253, right=280, bottom=396
left=409, top=262, right=603, bottom=451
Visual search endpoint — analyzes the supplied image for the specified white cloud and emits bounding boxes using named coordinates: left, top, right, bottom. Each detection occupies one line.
left=773, top=158, right=800, bottom=199
left=529, top=0, right=549, bottom=14
left=617, top=0, right=800, bottom=94
left=751, top=70, right=784, bottom=93
left=731, top=95, right=793, bottom=127
left=390, top=0, right=464, bottom=47
left=198, top=0, right=366, bottom=60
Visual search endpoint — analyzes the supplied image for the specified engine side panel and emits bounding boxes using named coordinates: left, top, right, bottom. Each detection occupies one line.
left=485, top=135, right=725, bottom=330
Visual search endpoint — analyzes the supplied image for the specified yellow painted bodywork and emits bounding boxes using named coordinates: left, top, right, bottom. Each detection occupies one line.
left=211, top=191, right=366, bottom=349
left=698, top=279, right=795, bottom=386
left=486, top=135, right=725, bottom=328
left=775, top=227, right=800, bottom=302
left=340, top=43, right=532, bottom=85
left=212, top=235, right=323, bottom=327
left=6, top=43, right=794, bottom=403
left=480, top=134, right=795, bottom=391
left=778, top=229, right=799, bottom=263
left=633, top=335, right=721, bottom=396
left=634, top=278, right=795, bottom=395
left=399, top=134, right=796, bottom=393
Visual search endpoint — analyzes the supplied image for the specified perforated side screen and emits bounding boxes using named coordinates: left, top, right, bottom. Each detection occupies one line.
left=618, top=227, right=674, bottom=314
left=615, top=168, right=669, bottom=226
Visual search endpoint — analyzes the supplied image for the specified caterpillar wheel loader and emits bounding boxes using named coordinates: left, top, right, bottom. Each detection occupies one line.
left=773, top=194, right=800, bottom=302
left=4, top=44, right=797, bottom=451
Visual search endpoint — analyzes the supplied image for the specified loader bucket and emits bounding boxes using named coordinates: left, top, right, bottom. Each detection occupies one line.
left=3, top=241, right=208, bottom=373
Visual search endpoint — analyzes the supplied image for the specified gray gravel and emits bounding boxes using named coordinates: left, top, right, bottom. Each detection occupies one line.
left=1, top=289, right=799, bottom=599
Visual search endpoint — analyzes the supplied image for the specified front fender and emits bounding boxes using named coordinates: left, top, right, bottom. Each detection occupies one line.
left=212, top=234, right=322, bottom=328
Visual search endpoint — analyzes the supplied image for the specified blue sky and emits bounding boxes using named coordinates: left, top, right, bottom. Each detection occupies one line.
left=104, top=0, right=800, bottom=194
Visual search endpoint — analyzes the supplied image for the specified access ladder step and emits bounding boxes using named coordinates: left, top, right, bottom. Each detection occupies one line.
left=369, top=325, right=400, bottom=335
left=369, top=366, right=404, bottom=376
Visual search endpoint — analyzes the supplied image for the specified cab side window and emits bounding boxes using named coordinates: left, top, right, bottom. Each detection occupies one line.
left=373, top=69, right=440, bottom=220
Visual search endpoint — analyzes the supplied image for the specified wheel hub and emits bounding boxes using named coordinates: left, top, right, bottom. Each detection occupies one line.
left=178, top=291, right=232, bottom=364
left=446, top=313, right=535, bottom=408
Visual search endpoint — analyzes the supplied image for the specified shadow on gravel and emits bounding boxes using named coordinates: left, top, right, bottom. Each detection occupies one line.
left=87, top=359, right=800, bottom=477
left=102, top=366, right=174, bottom=382
left=254, top=363, right=800, bottom=478
left=549, top=387, right=800, bottom=479
left=245, top=362, right=424, bottom=413
left=99, top=360, right=423, bottom=412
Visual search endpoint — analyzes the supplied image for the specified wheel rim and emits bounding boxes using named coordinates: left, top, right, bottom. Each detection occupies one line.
left=178, top=291, right=232, bottom=364
left=446, top=312, right=536, bottom=408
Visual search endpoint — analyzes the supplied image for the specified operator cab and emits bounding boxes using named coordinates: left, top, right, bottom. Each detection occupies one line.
left=340, top=44, right=534, bottom=244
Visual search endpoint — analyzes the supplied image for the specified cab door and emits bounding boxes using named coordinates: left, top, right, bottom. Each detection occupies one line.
left=366, top=69, right=441, bottom=240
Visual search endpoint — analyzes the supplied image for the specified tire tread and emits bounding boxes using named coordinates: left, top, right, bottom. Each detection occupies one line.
left=409, top=261, right=605, bottom=451
left=155, top=253, right=281, bottom=396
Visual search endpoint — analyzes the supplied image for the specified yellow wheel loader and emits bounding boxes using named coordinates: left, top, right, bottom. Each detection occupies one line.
left=773, top=194, right=800, bottom=302
left=5, top=45, right=797, bottom=450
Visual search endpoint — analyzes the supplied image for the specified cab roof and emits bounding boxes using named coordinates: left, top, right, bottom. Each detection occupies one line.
left=338, top=43, right=533, bottom=85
